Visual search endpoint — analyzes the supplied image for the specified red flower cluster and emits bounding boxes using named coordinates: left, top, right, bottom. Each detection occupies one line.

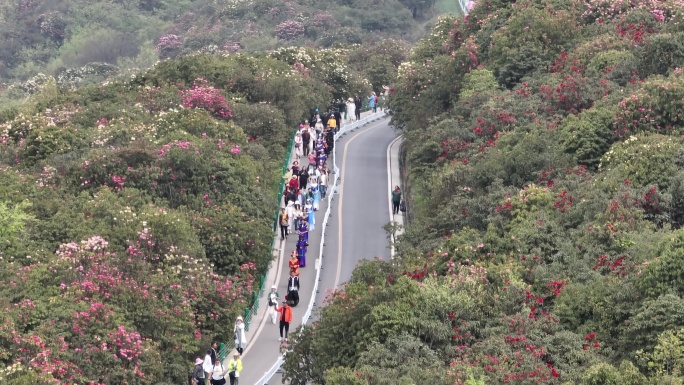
left=553, top=190, right=573, bottom=212
left=547, top=280, right=566, bottom=296
left=616, top=21, right=653, bottom=45
left=583, top=333, right=600, bottom=350
left=593, top=254, right=634, bottom=277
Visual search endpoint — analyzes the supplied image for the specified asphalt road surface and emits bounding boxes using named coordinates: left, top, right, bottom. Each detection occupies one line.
left=249, top=117, right=398, bottom=385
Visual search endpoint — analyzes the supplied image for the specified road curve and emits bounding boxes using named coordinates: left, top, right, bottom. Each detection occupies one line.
left=260, top=117, right=398, bottom=384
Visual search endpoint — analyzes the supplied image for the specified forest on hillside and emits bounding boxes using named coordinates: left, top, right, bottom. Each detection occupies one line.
left=0, top=0, right=441, bottom=89
left=283, top=0, right=684, bottom=384
left=0, top=43, right=406, bottom=384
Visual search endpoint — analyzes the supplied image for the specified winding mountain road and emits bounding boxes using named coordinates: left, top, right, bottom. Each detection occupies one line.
left=236, top=116, right=399, bottom=385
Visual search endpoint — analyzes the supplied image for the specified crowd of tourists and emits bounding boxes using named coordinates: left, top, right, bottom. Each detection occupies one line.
left=187, top=98, right=374, bottom=385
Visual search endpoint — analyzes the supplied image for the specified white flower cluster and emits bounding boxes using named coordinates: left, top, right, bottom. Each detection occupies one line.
left=0, top=362, right=25, bottom=380
left=397, top=61, right=415, bottom=78
left=56, top=62, right=119, bottom=88
left=213, top=0, right=253, bottom=11
left=20, top=73, right=55, bottom=94
left=162, top=246, right=213, bottom=277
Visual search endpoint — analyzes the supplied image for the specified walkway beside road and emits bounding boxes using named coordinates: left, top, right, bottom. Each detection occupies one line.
left=231, top=109, right=388, bottom=385
left=251, top=113, right=400, bottom=385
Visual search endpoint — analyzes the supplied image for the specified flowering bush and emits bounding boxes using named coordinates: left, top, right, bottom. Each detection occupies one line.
left=180, top=78, right=233, bottom=120
left=156, top=34, right=184, bottom=58
left=599, top=134, right=684, bottom=189
left=613, top=72, right=684, bottom=136
left=275, top=20, right=306, bottom=40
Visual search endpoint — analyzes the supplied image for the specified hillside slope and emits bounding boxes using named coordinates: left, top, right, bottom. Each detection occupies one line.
left=0, top=45, right=407, bottom=383
left=0, top=0, right=437, bottom=86
left=283, top=1, right=684, bottom=384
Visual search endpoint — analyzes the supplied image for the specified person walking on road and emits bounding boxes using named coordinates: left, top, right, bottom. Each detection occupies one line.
left=193, top=358, right=205, bottom=385
left=268, top=285, right=279, bottom=324
left=286, top=201, right=295, bottom=231
left=276, top=300, right=293, bottom=342
left=289, top=251, right=300, bottom=276
left=306, top=199, right=315, bottom=231
left=319, top=166, right=328, bottom=199
left=287, top=270, right=300, bottom=306
left=203, top=349, right=214, bottom=381
left=209, top=358, right=227, bottom=385
left=299, top=167, right=309, bottom=190
left=296, top=232, right=307, bottom=268
left=391, top=186, right=402, bottom=215
left=293, top=203, right=302, bottom=231
left=294, top=132, right=303, bottom=160
left=278, top=208, right=289, bottom=240
left=233, top=316, right=247, bottom=356
left=302, top=129, right=311, bottom=156
left=226, top=353, right=243, bottom=385
left=337, top=99, right=346, bottom=121
left=327, top=113, right=337, bottom=132
left=368, top=92, right=377, bottom=113
left=354, top=96, right=362, bottom=120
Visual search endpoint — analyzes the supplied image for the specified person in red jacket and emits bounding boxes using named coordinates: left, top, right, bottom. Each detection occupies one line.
left=276, top=301, right=293, bottom=342
left=288, top=175, right=299, bottom=191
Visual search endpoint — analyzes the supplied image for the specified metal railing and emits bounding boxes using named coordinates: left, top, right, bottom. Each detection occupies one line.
left=253, top=110, right=388, bottom=385
left=215, top=130, right=297, bottom=364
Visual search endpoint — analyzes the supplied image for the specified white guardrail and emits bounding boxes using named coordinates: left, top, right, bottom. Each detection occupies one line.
left=253, top=111, right=388, bottom=385
left=458, top=0, right=471, bottom=15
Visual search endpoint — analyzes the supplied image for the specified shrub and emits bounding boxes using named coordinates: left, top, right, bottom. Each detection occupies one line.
left=560, top=106, right=617, bottom=168
left=639, top=32, right=684, bottom=77
left=180, top=78, right=233, bottom=120
left=275, top=20, right=306, bottom=40
left=613, top=73, right=684, bottom=136
left=599, top=134, right=684, bottom=189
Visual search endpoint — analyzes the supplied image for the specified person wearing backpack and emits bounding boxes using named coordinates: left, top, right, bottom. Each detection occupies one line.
left=391, top=186, right=402, bottom=215
left=209, top=357, right=227, bottom=385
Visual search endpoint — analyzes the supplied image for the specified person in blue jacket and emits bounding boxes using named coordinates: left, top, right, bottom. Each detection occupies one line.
left=368, top=92, right=377, bottom=113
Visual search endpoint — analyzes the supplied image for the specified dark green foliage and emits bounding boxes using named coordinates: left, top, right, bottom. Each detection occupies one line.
left=560, top=106, right=618, bottom=168
left=639, top=32, right=684, bottom=77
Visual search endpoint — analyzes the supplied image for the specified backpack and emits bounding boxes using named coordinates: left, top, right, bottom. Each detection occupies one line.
left=374, top=95, right=378, bottom=104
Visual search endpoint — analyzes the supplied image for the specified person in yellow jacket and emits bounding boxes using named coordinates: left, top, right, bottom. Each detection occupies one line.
left=227, top=352, right=243, bottom=385
left=282, top=168, right=293, bottom=185
left=327, top=113, right=337, bottom=132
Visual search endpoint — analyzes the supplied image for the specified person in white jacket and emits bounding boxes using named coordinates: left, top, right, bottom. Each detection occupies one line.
left=346, top=98, right=356, bottom=122
left=234, top=316, right=247, bottom=356
left=286, top=201, right=295, bottom=230
left=203, top=349, right=214, bottom=381
left=294, top=132, right=303, bottom=160
left=308, top=126, right=317, bottom=155
left=267, top=285, right=279, bottom=324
